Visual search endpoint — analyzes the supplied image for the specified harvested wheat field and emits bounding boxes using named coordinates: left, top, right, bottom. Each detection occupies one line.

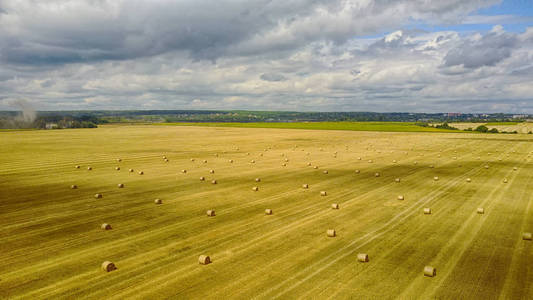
left=1, top=124, right=532, bottom=299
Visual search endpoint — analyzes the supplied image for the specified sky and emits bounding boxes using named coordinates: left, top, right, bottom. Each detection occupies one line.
left=0, top=0, right=532, bottom=113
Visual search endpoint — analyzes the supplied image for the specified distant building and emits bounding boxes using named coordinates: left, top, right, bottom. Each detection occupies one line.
left=45, top=123, right=58, bottom=129
left=446, top=113, right=462, bottom=117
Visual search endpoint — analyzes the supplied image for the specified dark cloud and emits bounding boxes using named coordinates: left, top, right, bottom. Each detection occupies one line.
left=40, top=79, right=55, bottom=88
left=260, top=73, right=287, bottom=82
left=0, top=0, right=336, bottom=65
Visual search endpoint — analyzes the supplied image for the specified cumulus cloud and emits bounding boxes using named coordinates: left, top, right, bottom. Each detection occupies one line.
left=443, top=25, right=518, bottom=69
left=0, top=0, right=498, bottom=64
left=0, top=0, right=531, bottom=113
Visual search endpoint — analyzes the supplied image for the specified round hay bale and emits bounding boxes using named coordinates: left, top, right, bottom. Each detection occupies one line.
left=115, top=166, right=120, bottom=171
left=355, top=170, right=360, bottom=174
left=423, top=208, right=431, bottom=214
left=101, top=261, right=116, bottom=272
left=398, top=195, right=404, bottom=200
left=466, top=178, right=471, bottom=182
left=395, top=178, right=400, bottom=183
left=323, top=170, right=328, bottom=174
left=358, top=157, right=362, bottom=160
left=101, top=223, right=112, bottom=230
left=200, top=176, right=205, bottom=181
left=368, top=160, right=373, bottom=163
left=513, top=167, right=518, bottom=171
left=433, top=176, right=439, bottom=181
left=209, top=169, right=215, bottom=174
left=375, top=173, right=380, bottom=177
left=154, top=198, right=162, bottom=204
left=320, top=191, right=327, bottom=196
left=484, top=165, right=489, bottom=169
left=265, top=208, right=273, bottom=215
left=229, top=159, right=233, bottom=163
left=429, top=165, right=434, bottom=168
left=138, top=171, right=144, bottom=175
left=307, top=162, right=312, bottom=166
left=331, top=203, right=339, bottom=209
left=164, top=159, right=169, bottom=162
left=250, top=160, right=255, bottom=163
left=203, top=160, right=207, bottom=163
left=453, top=156, right=457, bottom=160
left=190, top=158, right=195, bottom=162
left=181, top=169, right=187, bottom=173
left=129, top=168, right=134, bottom=172
left=117, top=183, right=124, bottom=188
left=313, top=166, right=318, bottom=169
left=198, top=255, right=211, bottom=265
left=259, top=153, right=263, bottom=156
left=252, top=186, right=259, bottom=191
left=503, top=178, right=508, bottom=183
left=75, top=165, right=80, bottom=169
left=163, top=155, right=167, bottom=159
left=357, top=253, right=369, bottom=262
left=285, top=158, right=289, bottom=162
left=71, top=185, right=78, bottom=189
left=117, top=158, right=122, bottom=162
left=523, top=232, right=532, bottom=240
left=211, top=180, right=217, bottom=184
left=424, top=266, right=436, bottom=277
left=414, top=161, right=418, bottom=165
left=214, top=153, right=219, bottom=157
left=87, top=166, right=92, bottom=170
left=393, top=160, right=397, bottom=163
left=255, top=178, right=261, bottom=182
left=477, top=208, right=484, bottom=214
left=206, top=210, right=215, bottom=216
left=327, top=229, right=336, bottom=237
left=95, top=193, right=103, bottom=199
left=302, top=184, right=309, bottom=189
left=246, top=152, right=250, bottom=155
left=281, top=163, right=286, bottom=167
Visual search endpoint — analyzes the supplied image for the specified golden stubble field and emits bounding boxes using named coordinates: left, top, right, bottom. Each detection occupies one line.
left=450, top=122, right=533, bottom=133
left=1, top=125, right=532, bottom=299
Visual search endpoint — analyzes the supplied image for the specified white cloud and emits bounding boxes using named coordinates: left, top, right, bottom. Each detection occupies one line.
left=0, top=0, right=531, bottom=112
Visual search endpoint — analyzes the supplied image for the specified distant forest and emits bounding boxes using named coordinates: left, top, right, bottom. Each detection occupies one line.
left=0, top=110, right=530, bottom=129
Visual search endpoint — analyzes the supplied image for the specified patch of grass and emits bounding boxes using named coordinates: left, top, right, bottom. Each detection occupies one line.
left=154, top=122, right=462, bottom=133
left=0, top=128, right=38, bottom=132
